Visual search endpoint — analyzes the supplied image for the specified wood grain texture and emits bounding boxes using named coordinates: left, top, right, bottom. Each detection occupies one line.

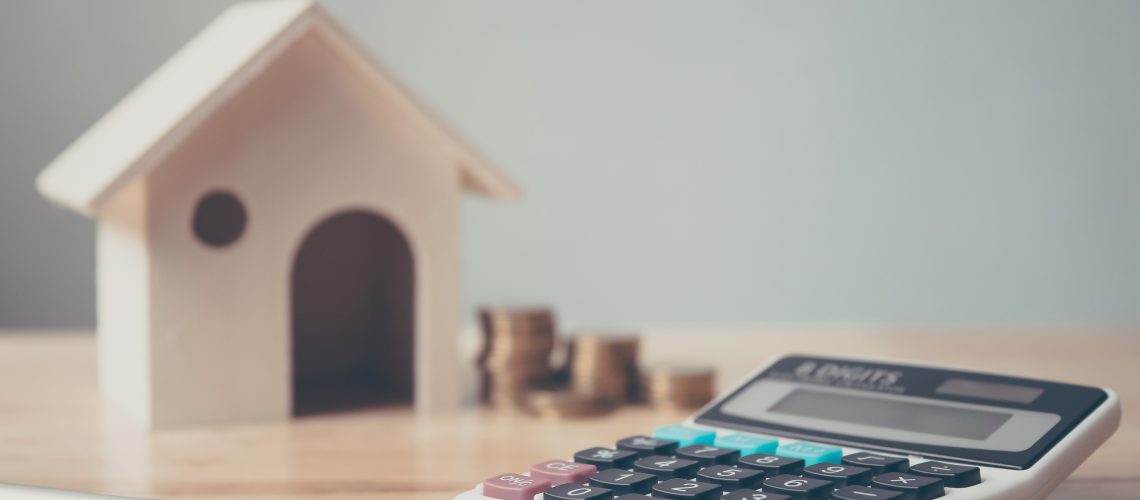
left=0, top=330, right=1135, bottom=499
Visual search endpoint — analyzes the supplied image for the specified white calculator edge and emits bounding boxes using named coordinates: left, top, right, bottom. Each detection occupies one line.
left=457, top=354, right=1122, bottom=500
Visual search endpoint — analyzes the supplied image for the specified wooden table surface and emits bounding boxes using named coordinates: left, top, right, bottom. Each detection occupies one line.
left=0, top=329, right=1136, bottom=499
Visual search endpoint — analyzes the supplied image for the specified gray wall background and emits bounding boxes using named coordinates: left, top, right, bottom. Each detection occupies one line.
left=2, top=0, right=1139, bottom=329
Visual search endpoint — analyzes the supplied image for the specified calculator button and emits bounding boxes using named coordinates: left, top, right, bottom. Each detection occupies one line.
left=737, top=453, right=804, bottom=475
left=775, top=441, right=843, bottom=466
left=632, top=455, right=701, bottom=480
left=760, top=474, right=833, bottom=499
left=832, top=485, right=906, bottom=500
left=616, top=435, right=679, bottom=457
left=695, top=464, right=764, bottom=489
left=723, top=490, right=793, bottom=500
left=841, top=453, right=910, bottom=475
left=654, top=424, right=717, bottom=446
left=529, top=459, right=597, bottom=486
left=715, top=433, right=779, bottom=454
left=675, top=444, right=741, bottom=465
left=574, top=447, right=638, bottom=470
left=871, top=472, right=945, bottom=500
left=588, top=469, right=656, bottom=495
left=543, top=483, right=615, bottom=500
left=801, top=462, right=872, bottom=487
left=909, top=461, right=981, bottom=488
left=481, top=473, right=551, bottom=500
left=651, top=478, right=723, bottom=499
left=614, top=495, right=653, bottom=500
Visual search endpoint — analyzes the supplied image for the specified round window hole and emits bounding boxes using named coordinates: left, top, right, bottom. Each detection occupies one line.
left=192, top=190, right=247, bottom=247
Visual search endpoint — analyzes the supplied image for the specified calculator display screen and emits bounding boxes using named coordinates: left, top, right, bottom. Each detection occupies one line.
left=769, top=388, right=1014, bottom=440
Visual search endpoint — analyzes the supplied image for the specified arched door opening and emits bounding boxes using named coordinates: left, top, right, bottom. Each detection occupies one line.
left=291, top=211, right=414, bottom=416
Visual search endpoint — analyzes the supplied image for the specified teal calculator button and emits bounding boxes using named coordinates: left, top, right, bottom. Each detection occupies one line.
left=653, top=424, right=716, bottom=446
left=714, top=433, right=779, bottom=454
left=776, top=441, right=843, bottom=466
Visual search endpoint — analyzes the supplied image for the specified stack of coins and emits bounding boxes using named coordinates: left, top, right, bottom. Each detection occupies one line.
left=566, top=332, right=641, bottom=404
left=643, top=364, right=716, bottom=410
left=525, top=389, right=617, bottom=420
left=477, top=306, right=557, bottom=411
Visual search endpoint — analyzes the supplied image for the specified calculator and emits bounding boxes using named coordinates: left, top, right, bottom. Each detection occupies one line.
left=457, top=354, right=1121, bottom=500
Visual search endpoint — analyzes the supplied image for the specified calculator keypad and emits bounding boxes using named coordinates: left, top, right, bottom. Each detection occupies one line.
left=479, top=424, right=982, bottom=500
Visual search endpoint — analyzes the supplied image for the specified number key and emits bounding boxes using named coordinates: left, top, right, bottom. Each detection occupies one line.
left=676, top=444, right=741, bottom=465
left=761, top=474, right=832, bottom=499
left=802, top=462, right=872, bottom=487
left=651, top=478, right=723, bottom=500
left=871, top=472, right=945, bottom=500
left=543, top=483, right=615, bottom=500
left=696, top=464, right=764, bottom=489
left=633, top=455, right=700, bottom=480
left=723, top=490, right=792, bottom=500
left=738, top=453, right=804, bottom=475
left=588, top=469, right=656, bottom=495
left=909, top=461, right=981, bottom=488
left=574, top=447, right=638, bottom=470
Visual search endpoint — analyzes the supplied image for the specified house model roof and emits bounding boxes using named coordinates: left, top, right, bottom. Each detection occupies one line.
left=37, top=0, right=520, bottom=217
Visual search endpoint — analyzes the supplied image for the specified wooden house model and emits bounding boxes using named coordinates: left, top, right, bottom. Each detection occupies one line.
left=36, top=0, right=518, bottom=427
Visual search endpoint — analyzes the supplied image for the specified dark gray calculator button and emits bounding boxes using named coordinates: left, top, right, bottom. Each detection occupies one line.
left=738, top=453, right=804, bottom=475
left=614, top=495, right=653, bottom=500
left=675, top=444, right=741, bottom=465
left=651, top=478, right=723, bottom=499
left=695, top=464, right=764, bottom=489
left=832, top=485, right=906, bottom=500
left=871, top=472, right=945, bottom=500
left=909, top=461, right=981, bottom=488
left=574, top=447, right=638, bottom=470
left=617, top=435, right=679, bottom=457
left=588, top=469, right=655, bottom=495
left=760, top=474, right=832, bottom=499
left=802, top=462, right=872, bottom=487
left=841, top=452, right=910, bottom=475
left=543, top=483, right=615, bottom=500
left=632, top=455, right=701, bottom=480
left=723, top=490, right=792, bottom=500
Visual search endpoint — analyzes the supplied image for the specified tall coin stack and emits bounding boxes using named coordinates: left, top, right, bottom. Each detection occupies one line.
left=567, top=332, right=641, bottom=405
left=477, top=306, right=557, bottom=411
left=644, top=364, right=716, bottom=410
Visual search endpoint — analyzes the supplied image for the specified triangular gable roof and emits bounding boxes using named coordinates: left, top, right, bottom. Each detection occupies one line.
left=37, top=0, right=520, bottom=217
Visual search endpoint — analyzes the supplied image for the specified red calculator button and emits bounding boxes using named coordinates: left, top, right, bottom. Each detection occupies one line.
left=529, top=459, right=597, bottom=485
left=482, top=473, right=551, bottom=500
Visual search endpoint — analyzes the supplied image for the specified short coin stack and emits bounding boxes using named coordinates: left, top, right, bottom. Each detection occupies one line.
left=566, top=332, right=642, bottom=405
left=476, top=306, right=557, bottom=411
left=643, top=364, right=716, bottom=410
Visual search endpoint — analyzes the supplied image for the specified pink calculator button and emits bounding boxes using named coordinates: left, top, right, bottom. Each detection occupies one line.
left=481, top=473, right=551, bottom=500
left=529, top=459, right=597, bottom=485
